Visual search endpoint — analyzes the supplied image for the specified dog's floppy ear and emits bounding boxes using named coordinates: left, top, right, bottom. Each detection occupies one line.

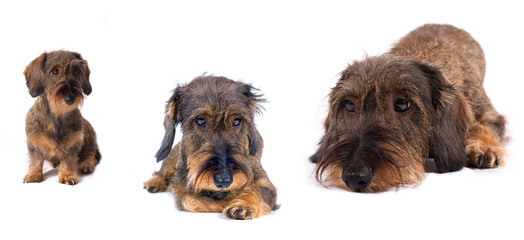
left=241, top=83, right=264, bottom=156
left=24, top=53, right=47, bottom=97
left=310, top=138, right=326, bottom=164
left=419, top=63, right=473, bottom=172
left=241, top=83, right=264, bottom=114
left=78, top=55, right=92, bottom=96
left=155, top=87, right=184, bottom=162
left=71, top=52, right=92, bottom=95
left=247, top=126, right=261, bottom=156
left=81, top=64, right=92, bottom=95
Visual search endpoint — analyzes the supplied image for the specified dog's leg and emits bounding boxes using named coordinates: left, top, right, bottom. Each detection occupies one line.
left=78, top=120, right=100, bottom=174
left=466, top=107, right=506, bottom=168
left=23, top=146, right=44, bottom=183
left=223, top=178, right=276, bottom=220
left=144, top=143, right=180, bottom=192
left=78, top=153, right=99, bottom=174
left=58, top=156, right=78, bottom=185
left=178, top=193, right=226, bottom=213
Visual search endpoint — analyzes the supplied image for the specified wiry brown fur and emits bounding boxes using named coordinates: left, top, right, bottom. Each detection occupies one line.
left=23, top=50, right=101, bottom=185
left=144, top=75, right=278, bottom=220
left=311, top=24, right=506, bottom=192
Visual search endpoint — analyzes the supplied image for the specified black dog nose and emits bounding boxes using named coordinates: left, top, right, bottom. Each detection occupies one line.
left=213, top=170, right=233, bottom=189
left=64, top=96, right=75, bottom=105
left=342, top=166, right=373, bottom=190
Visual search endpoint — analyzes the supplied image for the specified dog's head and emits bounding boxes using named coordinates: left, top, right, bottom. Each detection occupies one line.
left=311, top=54, right=472, bottom=192
left=156, top=75, right=264, bottom=194
left=24, top=50, right=91, bottom=115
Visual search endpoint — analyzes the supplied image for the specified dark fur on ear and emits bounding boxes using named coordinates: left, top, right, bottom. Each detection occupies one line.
left=77, top=54, right=92, bottom=96
left=241, top=83, right=265, bottom=115
left=81, top=67, right=92, bottom=95
left=241, top=83, right=264, bottom=156
left=420, top=63, right=473, bottom=172
left=155, top=88, right=184, bottom=162
left=247, top=126, right=260, bottom=156
left=310, top=147, right=322, bottom=164
left=24, top=53, right=47, bottom=97
left=310, top=137, right=327, bottom=164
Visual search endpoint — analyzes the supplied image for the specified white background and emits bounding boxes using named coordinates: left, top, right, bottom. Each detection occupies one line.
left=1, top=1, right=522, bottom=239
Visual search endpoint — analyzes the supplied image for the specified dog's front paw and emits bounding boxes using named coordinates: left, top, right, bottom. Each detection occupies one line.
left=224, top=202, right=257, bottom=220
left=23, top=172, right=43, bottom=183
left=59, top=172, right=78, bottom=185
left=144, top=175, right=167, bottom=193
left=466, top=135, right=504, bottom=169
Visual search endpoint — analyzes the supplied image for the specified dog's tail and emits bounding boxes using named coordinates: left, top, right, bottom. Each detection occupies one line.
left=155, top=116, right=176, bottom=162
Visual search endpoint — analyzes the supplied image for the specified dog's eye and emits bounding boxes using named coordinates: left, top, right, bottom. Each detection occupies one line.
left=52, top=68, right=59, bottom=75
left=73, top=69, right=79, bottom=75
left=394, top=98, right=411, bottom=112
left=196, top=117, right=207, bottom=127
left=232, top=118, right=242, bottom=128
left=345, top=100, right=355, bottom=113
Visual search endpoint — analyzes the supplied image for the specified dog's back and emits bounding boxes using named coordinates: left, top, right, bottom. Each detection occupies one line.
left=389, top=24, right=504, bottom=129
left=390, top=24, right=485, bottom=87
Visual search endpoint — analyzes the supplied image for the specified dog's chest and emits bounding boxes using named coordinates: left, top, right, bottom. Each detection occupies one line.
left=27, top=115, right=85, bottom=157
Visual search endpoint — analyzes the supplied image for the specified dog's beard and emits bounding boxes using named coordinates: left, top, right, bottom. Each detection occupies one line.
left=47, top=85, right=83, bottom=115
left=315, top=125, right=424, bottom=192
left=187, top=147, right=253, bottom=193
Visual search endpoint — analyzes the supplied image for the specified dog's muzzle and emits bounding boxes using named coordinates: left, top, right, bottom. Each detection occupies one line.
left=58, top=83, right=79, bottom=106
left=342, top=166, right=373, bottom=190
left=64, top=95, right=75, bottom=105
left=213, top=167, right=233, bottom=189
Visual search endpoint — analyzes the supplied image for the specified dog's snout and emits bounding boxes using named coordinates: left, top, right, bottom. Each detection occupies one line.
left=59, top=85, right=77, bottom=106
left=213, top=168, right=233, bottom=189
left=64, top=96, right=75, bottom=105
left=342, top=166, right=373, bottom=191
